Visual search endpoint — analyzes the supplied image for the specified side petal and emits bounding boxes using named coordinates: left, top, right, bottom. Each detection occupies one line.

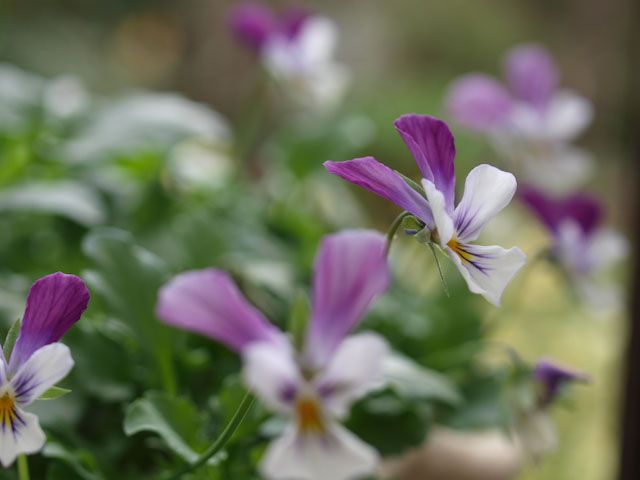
left=304, top=231, right=389, bottom=369
left=156, top=269, right=284, bottom=353
left=260, top=421, right=378, bottom=480
left=242, top=341, right=300, bottom=414
left=10, top=343, right=74, bottom=406
left=394, top=114, right=456, bottom=211
left=454, top=165, right=517, bottom=242
left=519, top=184, right=562, bottom=233
left=324, top=157, right=434, bottom=227
left=504, top=44, right=559, bottom=110
left=543, top=90, right=593, bottom=142
left=447, top=242, right=526, bottom=306
left=422, top=179, right=454, bottom=247
left=314, top=333, right=389, bottom=419
left=227, top=2, right=277, bottom=51
left=10, top=272, right=89, bottom=372
left=445, top=74, right=513, bottom=132
left=0, top=409, right=45, bottom=468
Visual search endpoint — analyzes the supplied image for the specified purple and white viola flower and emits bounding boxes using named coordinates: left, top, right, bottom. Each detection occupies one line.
left=533, top=359, right=587, bottom=408
left=446, top=44, right=594, bottom=191
left=228, top=2, right=349, bottom=110
left=520, top=185, right=628, bottom=307
left=324, top=114, right=526, bottom=306
left=0, top=272, right=89, bottom=467
left=157, top=230, right=390, bottom=480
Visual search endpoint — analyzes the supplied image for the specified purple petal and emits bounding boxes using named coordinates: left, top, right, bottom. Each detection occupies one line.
left=505, top=44, right=559, bottom=111
left=324, top=157, right=434, bottom=227
left=304, top=230, right=390, bottom=369
left=227, top=2, right=277, bottom=51
left=280, top=6, right=310, bottom=39
left=10, top=273, right=89, bottom=372
left=156, top=269, right=284, bottom=353
left=534, top=359, right=587, bottom=406
left=519, top=185, right=603, bottom=236
left=394, top=114, right=457, bottom=212
left=445, top=74, right=513, bottom=132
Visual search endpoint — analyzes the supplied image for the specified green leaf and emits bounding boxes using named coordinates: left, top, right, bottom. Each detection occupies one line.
left=288, top=290, right=309, bottom=352
left=43, top=441, right=104, bottom=480
left=384, top=354, right=462, bottom=406
left=38, top=386, right=71, bottom=401
left=123, top=391, right=206, bottom=463
left=3, top=317, right=20, bottom=360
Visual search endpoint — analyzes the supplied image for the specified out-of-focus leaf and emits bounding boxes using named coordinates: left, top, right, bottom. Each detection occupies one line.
left=0, top=181, right=106, bottom=226
left=43, top=441, right=104, bottom=480
left=2, top=317, right=20, bottom=360
left=38, top=386, right=72, bottom=401
left=384, top=354, right=462, bottom=406
left=123, top=391, right=206, bottom=463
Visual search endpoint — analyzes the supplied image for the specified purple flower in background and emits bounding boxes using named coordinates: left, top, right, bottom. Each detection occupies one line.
left=446, top=44, right=594, bottom=191
left=157, top=230, right=390, bottom=480
left=227, top=2, right=348, bottom=109
left=0, top=273, right=89, bottom=467
left=325, top=114, right=526, bottom=306
left=520, top=185, right=628, bottom=306
left=534, top=359, right=587, bottom=407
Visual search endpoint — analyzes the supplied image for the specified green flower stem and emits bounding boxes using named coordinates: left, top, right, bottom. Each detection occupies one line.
left=165, top=392, right=256, bottom=480
left=17, top=455, right=29, bottom=480
left=385, top=211, right=412, bottom=256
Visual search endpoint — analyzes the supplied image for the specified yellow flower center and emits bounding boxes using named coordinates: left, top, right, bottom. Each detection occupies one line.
left=295, top=398, right=325, bottom=434
left=447, top=239, right=474, bottom=264
left=0, top=393, right=17, bottom=431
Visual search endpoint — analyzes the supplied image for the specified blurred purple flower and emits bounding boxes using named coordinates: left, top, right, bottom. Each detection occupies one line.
left=446, top=44, right=594, bottom=192
left=157, top=230, right=390, bottom=480
left=325, top=114, right=526, bottom=306
left=520, top=185, right=628, bottom=306
left=0, top=272, right=89, bottom=467
left=534, top=359, right=587, bottom=407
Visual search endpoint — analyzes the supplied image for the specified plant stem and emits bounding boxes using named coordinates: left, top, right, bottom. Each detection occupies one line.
left=17, top=455, right=29, bottom=480
left=165, top=392, right=255, bottom=480
left=385, top=211, right=412, bottom=256
left=428, top=243, right=450, bottom=297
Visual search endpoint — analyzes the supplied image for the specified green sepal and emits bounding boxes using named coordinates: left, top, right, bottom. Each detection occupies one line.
left=3, top=318, right=21, bottom=360
left=39, top=386, right=72, bottom=401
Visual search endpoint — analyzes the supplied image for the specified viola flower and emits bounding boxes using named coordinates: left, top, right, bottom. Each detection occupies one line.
left=228, top=2, right=349, bottom=110
left=324, top=114, right=526, bottom=306
left=533, top=359, right=587, bottom=408
left=0, top=272, right=89, bottom=467
left=445, top=44, right=594, bottom=191
left=157, top=230, right=390, bottom=480
left=520, top=185, right=628, bottom=307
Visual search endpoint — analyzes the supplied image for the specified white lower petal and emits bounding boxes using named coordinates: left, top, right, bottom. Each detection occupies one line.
left=544, top=90, right=593, bottom=142
left=260, top=422, right=378, bottom=480
left=421, top=179, right=453, bottom=246
left=242, top=341, right=300, bottom=414
left=0, top=409, right=45, bottom=467
left=11, top=343, right=74, bottom=405
left=447, top=242, right=526, bottom=306
left=586, top=228, right=629, bottom=272
left=453, top=165, right=517, bottom=242
left=314, top=333, right=389, bottom=419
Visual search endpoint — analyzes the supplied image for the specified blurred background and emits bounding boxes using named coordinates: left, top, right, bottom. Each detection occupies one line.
left=1, top=1, right=637, bottom=479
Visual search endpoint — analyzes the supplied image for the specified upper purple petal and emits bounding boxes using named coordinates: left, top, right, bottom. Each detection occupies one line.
left=519, top=185, right=603, bottom=236
left=304, top=230, right=390, bottom=369
left=156, top=269, right=284, bottom=353
left=394, top=115, right=457, bottom=212
left=504, top=44, right=559, bottom=111
left=227, top=2, right=277, bottom=51
left=324, top=157, right=434, bottom=227
left=280, top=6, right=310, bottom=39
left=446, top=74, right=513, bottom=132
left=9, top=273, right=89, bottom=372
left=534, top=359, right=587, bottom=406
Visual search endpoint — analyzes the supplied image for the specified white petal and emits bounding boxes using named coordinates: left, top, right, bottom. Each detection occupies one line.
left=242, top=341, right=301, bottom=414
left=586, top=228, right=629, bottom=272
left=453, top=165, right=517, bottom=242
left=421, top=179, right=454, bottom=247
left=10, top=343, right=73, bottom=405
left=544, top=90, right=593, bottom=142
left=296, top=17, right=339, bottom=67
left=520, top=145, right=594, bottom=194
left=314, top=333, right=389, bottom=419
left=260, top=421, right=378, bottom=480
left=0, top=409, right=46, bottom=467
left=447, top=242, right=526, bottom=306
